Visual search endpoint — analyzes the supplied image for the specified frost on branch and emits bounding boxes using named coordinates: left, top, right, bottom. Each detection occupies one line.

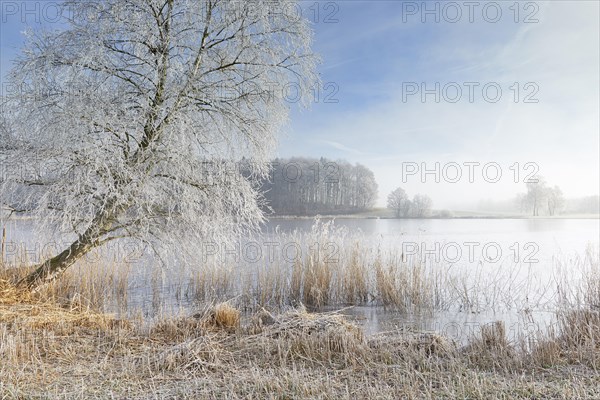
left=0, top=0, right=318, bottom=281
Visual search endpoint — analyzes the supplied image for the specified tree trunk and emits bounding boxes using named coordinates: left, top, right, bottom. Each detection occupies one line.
left=1, top=227, right=6, bottom=264
left=18, top=209, right=115, bottom=290
left=17, top=235, right=97, bottom=290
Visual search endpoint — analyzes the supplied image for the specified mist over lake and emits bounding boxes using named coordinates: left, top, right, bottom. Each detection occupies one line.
left=4, top=217, right=598, bottom=341
left=1, top=0, right=599, bottom=397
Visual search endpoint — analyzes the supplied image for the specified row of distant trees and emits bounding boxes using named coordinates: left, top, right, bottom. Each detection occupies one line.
left=516, top=176, right=599, bottom=216
left=261, top=157, right=378, bottom=215
left=564, top=196, right=600, bottom=214
left=386, top=187, right=433, bottom=218
left=518, top=176, right=565, bottom=216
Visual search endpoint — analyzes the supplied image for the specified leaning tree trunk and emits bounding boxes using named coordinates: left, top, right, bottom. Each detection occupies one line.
left=18, top=209, right=116, bottom=290
left=17, top=235, right=98, bottom=290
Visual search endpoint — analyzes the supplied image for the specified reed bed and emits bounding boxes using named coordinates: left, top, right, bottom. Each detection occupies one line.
left=175, top=220, right=580, bottom=316
left=2, top=220, right=594, bottom=317
left=1, top=221, right=599, bottom=398
left=1, top=285, right=599, bottom=399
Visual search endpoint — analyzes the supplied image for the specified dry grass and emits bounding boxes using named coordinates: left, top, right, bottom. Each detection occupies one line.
left=3, top=220, right=590, bottom=317
left=464, top=321, right=519, bottom=370
left=558, top=309, right=600, bottom=348
left=522, top=309, right=600, bottom=372
left=340, top=245, right=370, bottom=304
left=0, top=278, right=33, bottom=304
left=1, top=223, right=599, bottom=398
left=244, top=306, right=368, bottom=367
left=1, top=292, right=599, bottom=399
left=0, top=276, right=130, bottom=338
left=209, top=302, right=241, bottom=330
left=0, top=303, right=125, bottom=331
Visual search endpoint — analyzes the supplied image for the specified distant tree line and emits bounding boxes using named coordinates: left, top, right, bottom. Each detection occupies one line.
left=517, top=176, right=600, bottom=216
left=564, top=195, right=600, bottom=214
left=387, top=187, right=433, bottom=218
left=517, top=176, right=565, bottom=216
left=260, top=157, right=378, bottom=215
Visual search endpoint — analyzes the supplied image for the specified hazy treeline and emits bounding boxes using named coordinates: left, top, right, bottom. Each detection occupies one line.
left=261, top=157, right=378, bottom=215
left=517, top=176, right=599, bottom=216
left=564, top=196, right=600, bottom=214
left=386, top=187, right=434, bottom=218
left=474, top=182, right=598, bottom=216
left=517, top=176, right=565, bottom=216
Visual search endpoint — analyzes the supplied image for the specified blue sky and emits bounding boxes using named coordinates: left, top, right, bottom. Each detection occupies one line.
left=283, top=1, right=600, bottom=207
left=2, top=1, right=599, bottom=208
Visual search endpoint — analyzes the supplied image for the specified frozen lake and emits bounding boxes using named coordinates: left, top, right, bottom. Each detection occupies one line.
left=2, top=217, right=598, bottom=342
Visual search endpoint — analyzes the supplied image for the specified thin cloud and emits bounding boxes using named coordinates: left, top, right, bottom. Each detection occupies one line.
left=320, top=140, right=367, bottom=156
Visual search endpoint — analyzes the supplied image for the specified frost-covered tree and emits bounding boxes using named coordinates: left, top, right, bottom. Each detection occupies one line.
left=525, top=176, right=547, bottom=216
left=546, top=185, right=565, bottom=216
left=0, top=0, right=317, bottom=289
left=411, top=194, right=432, bottom=218
left=354, top=163, right=378, bottom=210
left=387, top=187, right=409, bottom=218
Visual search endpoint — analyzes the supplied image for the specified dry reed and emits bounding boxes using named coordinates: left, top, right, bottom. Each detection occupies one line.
left=1, top=222, right=599, bottom=398
left=1, top=290, right=600, bottom=399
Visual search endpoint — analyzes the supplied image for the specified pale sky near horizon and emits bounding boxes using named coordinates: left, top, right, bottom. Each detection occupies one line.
left=1, top=1, right=599, bottom=208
